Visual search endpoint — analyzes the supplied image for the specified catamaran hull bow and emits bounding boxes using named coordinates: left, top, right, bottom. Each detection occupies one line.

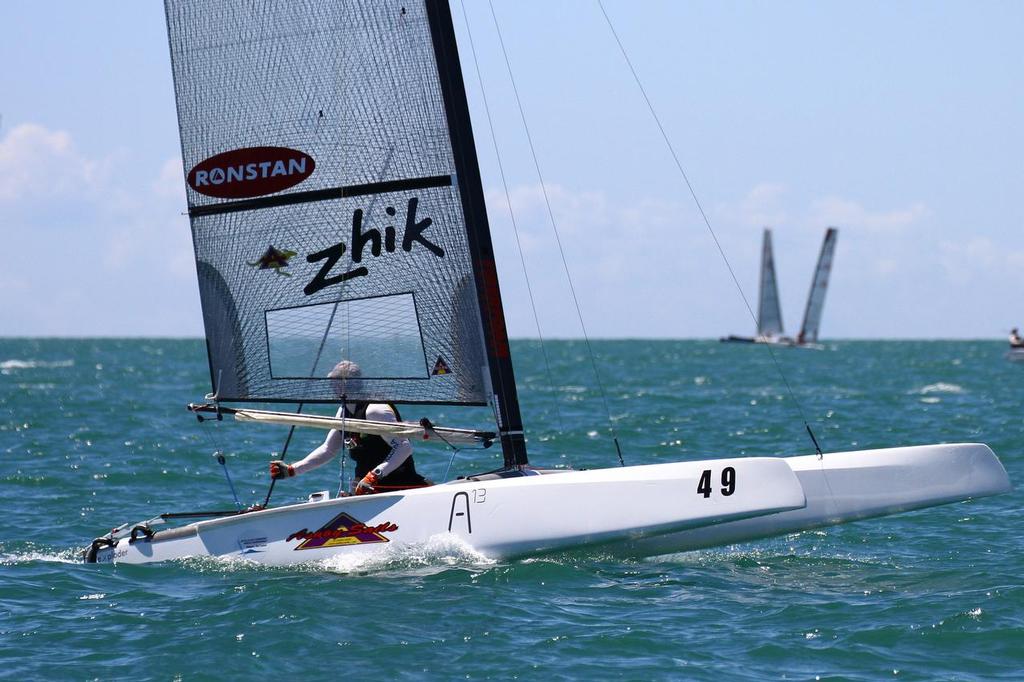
left=624, top=442, right=1010, bottom=555
left=85, top=443, right=1008, bottom=565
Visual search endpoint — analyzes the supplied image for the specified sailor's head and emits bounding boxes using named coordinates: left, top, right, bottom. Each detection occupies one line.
left=1014, top=328, right=1019, bottom=334
left=329, top=360, right=362, bottom=397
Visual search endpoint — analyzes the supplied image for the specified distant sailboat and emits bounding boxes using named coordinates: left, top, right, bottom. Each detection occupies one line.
left=795, top=227, right=838, bottom=347
left=721, top=227, right=838, bottom=348
left=1006, top=327, right=1024, bottom=361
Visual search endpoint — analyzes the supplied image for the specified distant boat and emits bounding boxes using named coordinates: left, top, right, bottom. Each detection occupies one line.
left=1006, top=328, right=1024, bottom=361
left=795, top=227, right=838, bottom=347
left=721, top=227, right=838, bottom=348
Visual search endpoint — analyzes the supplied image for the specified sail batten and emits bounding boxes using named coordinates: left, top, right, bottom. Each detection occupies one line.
left=188, top=175, right=455, bottom=218
left=165, top=0, right=505, bottom=411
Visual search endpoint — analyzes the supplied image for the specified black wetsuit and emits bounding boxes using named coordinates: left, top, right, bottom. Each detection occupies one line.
left=346, top=402, right=428, bottom=489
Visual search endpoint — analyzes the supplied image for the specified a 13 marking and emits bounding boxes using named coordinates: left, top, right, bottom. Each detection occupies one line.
left=697, top=467, right=736, bottom=498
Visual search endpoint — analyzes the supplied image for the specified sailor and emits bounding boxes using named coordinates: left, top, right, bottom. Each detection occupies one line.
left=1011, top=328, right=1024, bottom=348
left=268, top=360, right=429, bottom=495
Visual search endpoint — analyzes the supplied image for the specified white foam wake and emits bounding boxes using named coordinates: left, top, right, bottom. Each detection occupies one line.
left=317, top=533, right=496, bottom=576
left=0, top=359, right=75, bottom=373
left=0, top=547, right=82, bottom=565
left=914, top=382, right=964, bottom=395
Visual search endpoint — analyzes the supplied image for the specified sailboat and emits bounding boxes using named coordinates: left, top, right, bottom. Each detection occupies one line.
left=721, top=227, right=838, bottom=348
left=721, top=228, right=789, bottom=345
left=795, top=227, right=838, bottom=347
left=1005, top=328, right=1024, bottom=361
left=83, top=1, right=1009, bottom=565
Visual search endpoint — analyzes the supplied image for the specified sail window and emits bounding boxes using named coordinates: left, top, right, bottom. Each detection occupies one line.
left=266, top=293, right=429, bottom=380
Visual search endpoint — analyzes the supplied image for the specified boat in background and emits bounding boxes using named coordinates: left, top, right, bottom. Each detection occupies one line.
left=1006, top=328, right=1024, bottom=361
left=721, top=227, right=838, bottom=348
left=721, top=228, right=790, bottom=345
left=83, top=0, right=1009, bottom=566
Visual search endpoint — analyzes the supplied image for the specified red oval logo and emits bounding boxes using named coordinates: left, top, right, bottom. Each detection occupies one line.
left=187, top=146, right=316, bottom=199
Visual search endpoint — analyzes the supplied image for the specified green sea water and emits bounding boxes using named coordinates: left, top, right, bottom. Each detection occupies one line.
left=1, top=339, right=1021, bottom=680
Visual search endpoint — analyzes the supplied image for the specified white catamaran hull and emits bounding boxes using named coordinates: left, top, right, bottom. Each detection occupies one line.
left=89, top=443, right=1009, bottom=566
left=719, top=335, right=823, bottom=350
left=622, top=442, right=1009, bottom=555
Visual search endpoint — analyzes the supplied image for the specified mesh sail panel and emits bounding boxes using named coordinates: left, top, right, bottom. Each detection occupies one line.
left=166, top=1, right=487, bottom=404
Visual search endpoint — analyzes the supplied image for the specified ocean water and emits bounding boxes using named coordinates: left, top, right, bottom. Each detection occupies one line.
left=1, top=338, right=1021, bottom=680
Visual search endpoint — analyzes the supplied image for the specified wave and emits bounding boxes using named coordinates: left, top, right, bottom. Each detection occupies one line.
left=317, top=533, right=496, bottom=575
left=161, top=534, right=496, bottom=577
left=0, top=359, right=75, bottom=371
left=0, top=547, right=82, bottom=565
left=913, top=382, right=964, bottom=395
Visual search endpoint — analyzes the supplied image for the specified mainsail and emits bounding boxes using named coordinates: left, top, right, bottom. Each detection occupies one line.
left=798, top=227, right=838, bottom=344
left=165, top=0, right=527, bottom=464
left=756, top=229, right=784, bottom=338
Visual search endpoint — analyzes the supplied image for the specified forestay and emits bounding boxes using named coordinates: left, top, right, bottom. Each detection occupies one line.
left=165, top=1, right=490, bottom=406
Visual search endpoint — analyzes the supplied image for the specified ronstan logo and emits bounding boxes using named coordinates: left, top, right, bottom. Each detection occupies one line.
left=187, top=146, right=316, bottom=199
left=287, top=512, right=399, bottom=550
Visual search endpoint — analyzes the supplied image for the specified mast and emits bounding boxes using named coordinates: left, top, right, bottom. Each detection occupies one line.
left=425, top=0, right=528, bottom=467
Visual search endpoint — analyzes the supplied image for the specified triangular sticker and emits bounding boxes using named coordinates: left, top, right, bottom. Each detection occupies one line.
left=432, top=356, right=451, bottom=375
left=288, top=512, right=398, bottom=550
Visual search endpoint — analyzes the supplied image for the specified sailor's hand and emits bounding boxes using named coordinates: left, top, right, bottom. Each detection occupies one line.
left=269, top=460, right=295, bottom=480
left=354, top=471, right=379, bottom=496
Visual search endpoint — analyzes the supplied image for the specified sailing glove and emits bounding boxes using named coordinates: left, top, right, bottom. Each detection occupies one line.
left=354, top=470, right=379, bottom=496
left=269, top=460, right=295, bottom=480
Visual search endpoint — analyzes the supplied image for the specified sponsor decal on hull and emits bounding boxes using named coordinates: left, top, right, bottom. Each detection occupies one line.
left=287, top=512, right=398, bottom=550
left=187, top=146, right=316, bottom=199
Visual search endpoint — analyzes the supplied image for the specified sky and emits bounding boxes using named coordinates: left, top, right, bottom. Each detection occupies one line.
left=1, top=1, right=1021, bottom=339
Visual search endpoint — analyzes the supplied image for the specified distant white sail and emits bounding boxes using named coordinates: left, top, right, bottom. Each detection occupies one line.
left=798, top=227, right=838, bottom=344
left=757, top=229, right=784, bottom=338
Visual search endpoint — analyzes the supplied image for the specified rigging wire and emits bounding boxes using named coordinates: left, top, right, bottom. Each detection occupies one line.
left=457, top=0, right=565, bottom=437
left=596, top=0, right=823, bottom=456
left=487, top=0, right=625, bottom=466
left=197, top=421, right=244, bottom=504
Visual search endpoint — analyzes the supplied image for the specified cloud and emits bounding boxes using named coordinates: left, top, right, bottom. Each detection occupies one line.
left=936, top=236, right=1024, bottom=285
left=487, top=183, right=611, bottom=241
left=152, top=157, right=186, bottom=200
left=718, top=182, right=790, bottom=229
left=806, top=195, right=929, bottom=232
left=0, top=122, right=199, bottom=335
left=0, top=124, right=103, bottom=202
left=480, top=182, right=739, bottom=336
left=487, top=182, right=691, bottom=241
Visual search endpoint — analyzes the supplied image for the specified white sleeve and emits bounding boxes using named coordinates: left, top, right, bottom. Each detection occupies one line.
left=289, top=406, right=346, bottom=476
left=364, top=403, right=414, bottom=478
